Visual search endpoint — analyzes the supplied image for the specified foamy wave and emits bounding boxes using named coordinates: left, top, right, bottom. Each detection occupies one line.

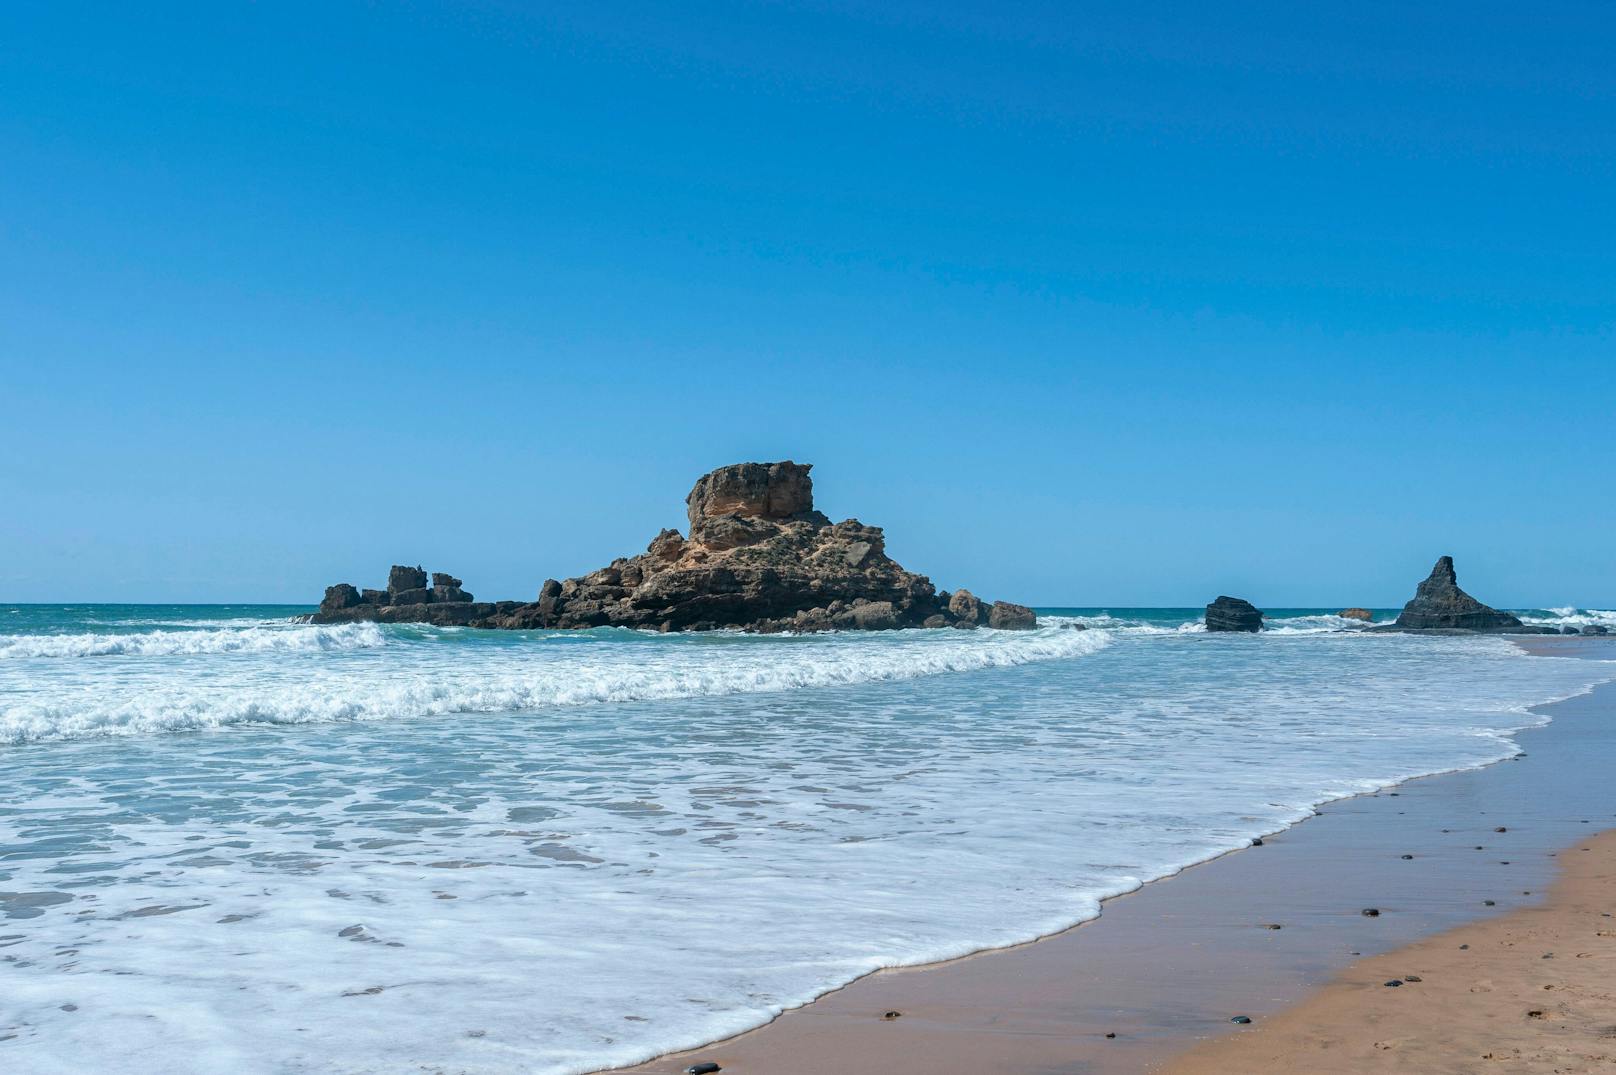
left=0, top=626, right=1110, bottom=744
left=1516, top=607, right=1616, bottom=631
left=0, top=623, right=387, bottom=659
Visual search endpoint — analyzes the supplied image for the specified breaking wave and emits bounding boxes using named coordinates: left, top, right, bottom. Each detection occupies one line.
left=0, top=622, right=387, bottom=659
left=0, top=625, right=1110, bottom=744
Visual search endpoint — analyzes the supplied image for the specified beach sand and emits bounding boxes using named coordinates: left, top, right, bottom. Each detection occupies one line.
left=615, top=637, right=1616, bottom=1075
left=1165, top=828, right=1616, bottom=1073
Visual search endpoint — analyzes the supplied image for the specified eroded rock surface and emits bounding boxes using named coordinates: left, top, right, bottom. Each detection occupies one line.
left=1393, top=556, right=1523, bottom=631
left=309, top=461, right=1035, bottom=633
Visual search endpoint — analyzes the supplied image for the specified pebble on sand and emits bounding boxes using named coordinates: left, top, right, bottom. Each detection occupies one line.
left=882, top=1011, right=901, bottom=1019
left=685, top=1065, right=721, bottom=1075
left=1384, top=980, right=1403, bottom=987
left=1230, top=1015, right=1252, bottom=1024
left=1362, top=908, right=1381, bottom=917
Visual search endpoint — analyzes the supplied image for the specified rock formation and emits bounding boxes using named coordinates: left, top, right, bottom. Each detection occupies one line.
left=1338, top=607, right=1374, bottom=622
left=1392, top=557, right=1524, bottom=631
left=309, top=461, right=1036, bottom=633
left=1205, top=595, right=1263, bottom=632
left=316, top=565, right=518, bottom=626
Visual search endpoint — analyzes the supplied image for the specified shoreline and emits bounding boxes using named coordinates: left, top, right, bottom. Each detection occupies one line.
left=615, top=636, right=1616, bottom=1075
left=1164, top=826, right=1616, bottom=1072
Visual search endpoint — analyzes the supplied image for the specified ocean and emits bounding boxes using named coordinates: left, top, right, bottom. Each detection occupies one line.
left=3, top=604, right=1614, bottom=1073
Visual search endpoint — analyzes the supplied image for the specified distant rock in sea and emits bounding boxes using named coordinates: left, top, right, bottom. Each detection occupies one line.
left=1392, top=556, right=1524, bottom=632
left=309, top=461, right=1034, bottom=633
left=1205, top=596, right=1263, bottom=632
left=1338, top=607, right=1374, bottom=622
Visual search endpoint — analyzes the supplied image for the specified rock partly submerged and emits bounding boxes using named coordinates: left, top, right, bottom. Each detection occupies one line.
left=309, top=461, right=1035, bottom=634
left=1391, top=556, right=1526, bottom=632
left=1338, top=607, right=1374, bottom=622
left=1205, top=595, right=1263, bottom=632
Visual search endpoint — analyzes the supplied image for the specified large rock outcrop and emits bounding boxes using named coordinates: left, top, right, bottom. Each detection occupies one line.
left=1393, top=556, right=1524, bottom=631
left=1205, top=595, right=1263, bottom=632
left=309, top=462, right=1036, bottom=633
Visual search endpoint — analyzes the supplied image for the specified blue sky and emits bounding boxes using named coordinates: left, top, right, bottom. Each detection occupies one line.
left=2, top=2, right=1612, bottom=606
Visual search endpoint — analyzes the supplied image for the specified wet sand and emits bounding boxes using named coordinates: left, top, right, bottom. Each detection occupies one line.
left=615, top=637, right=1616, bottom=1075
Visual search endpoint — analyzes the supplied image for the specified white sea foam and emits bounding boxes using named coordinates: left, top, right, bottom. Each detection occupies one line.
left=1517, top=607, right=1616, bottom=630
left=0, top=624, right=1109, bottom=743
left=2, top=613, right=1612, bottom=1075
left=0, top=622, right=386, bottom=659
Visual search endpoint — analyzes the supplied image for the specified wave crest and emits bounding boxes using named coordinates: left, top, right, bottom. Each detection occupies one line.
left=0, top=623, right=387, bottom=659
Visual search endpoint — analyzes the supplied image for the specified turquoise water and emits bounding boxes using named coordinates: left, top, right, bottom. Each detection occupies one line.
left=2, top=603, right=1613, bottom=1073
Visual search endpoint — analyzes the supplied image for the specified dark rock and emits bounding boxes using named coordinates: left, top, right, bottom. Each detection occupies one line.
left=320, top=584, right=363, bottom=613
left=686, top=1065, right=721, bottom=1075
left=431, top=573, right=463, bottom=589
left=433, top=585, right=474, bottom=603
left=921, top=614, right=950, bottom=629
left=388, top=565, right=428, bottom=595
left=1584, top=624, right=1610, bottom=636
left=1404, top=975, right=1422, bottom=982
left=1362, top=908, right=1381, bottom=917
left=360, top=589, right=388, bottom=605
left=389, top=588, right=433, bottom=606
left=1562, top=625, right=1581, bottom=635
left=1205, top=595, right=1263, bottom=632
left=1251, top=838, right=1264, bottom=846
left=883, top=1011, right=901, bottom=1019
left=988, top=601, right=1037, bottom=630
left=1060, top=621, right=1088, bottom=630
left=1393, top=556, right=1523, bottom=631
left=1384, top=979, right=1403, bottom=987
left=1230, top=1015, right=1251, bottom=1024
left=1338, top=607, right=1374, bottom=621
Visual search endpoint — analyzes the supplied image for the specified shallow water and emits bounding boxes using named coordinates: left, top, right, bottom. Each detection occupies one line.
left=1, top=605, right=1612, bottom=1073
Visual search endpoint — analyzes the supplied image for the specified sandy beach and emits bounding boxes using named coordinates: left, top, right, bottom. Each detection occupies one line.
left=617, top=637, right=1616, bottom=1075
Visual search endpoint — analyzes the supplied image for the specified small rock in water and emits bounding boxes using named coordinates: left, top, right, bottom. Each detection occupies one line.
left=1362, top=908, right=1381, bottom=917
left=1496, top=826, right=1508, bottom=833
left=1105, top=1032, right=1116, bottom=1039
left=1460, top=944, right=1470, bottom=950
left=1401, top=854, right=1414, bottom=860
left=1484, top=900, right=1496, bottom=906
left=1230, top=1015, right=1252, bottom=1024
left=883, top=1011, right=901, bottom=1020
left=1262, top=923, right=1282, bottom=930
left=686, top=1065, right=722, bottom=1075
left=1251, top=837, right=1264, bottom=846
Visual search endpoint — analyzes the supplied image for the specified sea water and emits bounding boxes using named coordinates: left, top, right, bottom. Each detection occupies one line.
left=2, top=604, right=1613, bottom=1073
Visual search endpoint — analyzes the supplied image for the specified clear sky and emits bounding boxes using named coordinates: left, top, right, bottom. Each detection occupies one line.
left=2, top=2, right=1612, bottom=607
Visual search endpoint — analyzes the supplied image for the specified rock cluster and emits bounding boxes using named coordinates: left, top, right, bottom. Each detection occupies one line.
left=1338, top=607, right=1374, bottom=622
left=1393, top=557, right=1524, bottom=631
left=1205, top=595, right=1263, bottom=632
left=310, top=461, right=1036, bottom=634
left=316, top=566, right=521, bottom=626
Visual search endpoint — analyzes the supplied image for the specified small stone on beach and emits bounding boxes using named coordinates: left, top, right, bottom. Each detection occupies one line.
left=686, top=1065, right=721, bottom=1075
left=1251, top=838, right=1263, bottom=846
left=1384, top=980, right=1403, bottom=987
left=1231, top=1015, right=1251, bottom=1024
left=1404, top=975, right=1422, bottom=982
left=1401, top=854, right=1414, bottom=859
left=1362, top=908, right=1380, bottom=917
left=883, top=1011, right=901, bottom=1019
left=1484, top=900, right=1496, bottom=906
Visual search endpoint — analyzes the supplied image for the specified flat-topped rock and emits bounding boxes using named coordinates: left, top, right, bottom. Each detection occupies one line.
left=1205, top=595, right=1263, bottom=632
left=1394, top=557, right=1523, bottom=631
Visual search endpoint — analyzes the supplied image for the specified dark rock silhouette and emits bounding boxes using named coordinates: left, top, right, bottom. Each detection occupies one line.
left=1205, top=595, right=1263, bottom=632
left=308, top=461, right=1034, bottom=633
left=1393, top=557, right=1523, bottom=631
